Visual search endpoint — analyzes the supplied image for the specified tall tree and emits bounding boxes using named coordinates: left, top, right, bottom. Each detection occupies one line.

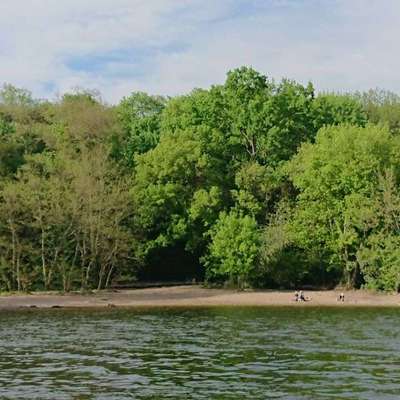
left=287, top=124, right=400, bottom=286
left=115, top=92, right=166, bottom=168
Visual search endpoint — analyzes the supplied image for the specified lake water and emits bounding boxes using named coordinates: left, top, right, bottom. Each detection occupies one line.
left=0, top=307, right=399, bottom=399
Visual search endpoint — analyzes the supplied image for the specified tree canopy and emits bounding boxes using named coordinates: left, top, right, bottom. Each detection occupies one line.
left=1, top=67, right=400, bottom=292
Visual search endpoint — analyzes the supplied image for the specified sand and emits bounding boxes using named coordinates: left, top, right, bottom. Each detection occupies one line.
left=0, top=286, right=399, bottom=309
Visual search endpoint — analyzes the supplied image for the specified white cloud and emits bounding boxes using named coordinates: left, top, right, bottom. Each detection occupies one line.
left=1, top=0, right=400, bottom=103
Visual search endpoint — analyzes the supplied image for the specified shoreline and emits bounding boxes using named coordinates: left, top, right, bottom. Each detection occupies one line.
left=0, top=286, right=399, bottom=310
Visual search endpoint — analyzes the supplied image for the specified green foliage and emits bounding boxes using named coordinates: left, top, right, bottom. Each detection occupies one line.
left=203, top=211, right=260, bottom=286
left=356, top=171, right=400, bottom=291
left=132, top=130, right=223, bottom=253
left=115, top=92, right=166, bottom=167
left=1, top=67, right=400, bottom=292
left=313, top=93, right=367, bottom=129
left=287, top=124, right=400, bottom=287
left=0, top=86, right=138, bottom=291
left=50, top=90, right=115, bottom=144
left=0, top=113, right=24, bottom=177
left=0, top=113, right=15, bottom=136
left=61, top=88, right=101, bottom=105
left=355, top=89, right=400, bottom=134
left=232, top=161, right=272, bottom=217
left=130, top=67, right=383, bottom=289
left=358, top=233, right=400, bottom=291
left=0, top=146, right=139, bottom=291
left=0, top=83, right=35, bottom=106
left=161, top=67, right=320, bottom=167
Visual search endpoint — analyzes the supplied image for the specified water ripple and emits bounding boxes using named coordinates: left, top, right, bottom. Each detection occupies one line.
left=0, top=307, right=399, bottom=399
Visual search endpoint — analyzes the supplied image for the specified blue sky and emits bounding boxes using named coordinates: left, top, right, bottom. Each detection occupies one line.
left=0, top=0, right=399, bottom=103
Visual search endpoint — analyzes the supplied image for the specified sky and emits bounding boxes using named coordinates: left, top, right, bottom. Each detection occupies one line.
left=0, top=0, right=399, bottom=103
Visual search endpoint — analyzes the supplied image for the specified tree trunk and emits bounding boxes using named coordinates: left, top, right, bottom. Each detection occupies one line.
left=41, top=225, right=48, bottom=290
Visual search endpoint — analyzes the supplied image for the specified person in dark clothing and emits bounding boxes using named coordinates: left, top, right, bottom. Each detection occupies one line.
left=298, top=291, right=311, bottom=301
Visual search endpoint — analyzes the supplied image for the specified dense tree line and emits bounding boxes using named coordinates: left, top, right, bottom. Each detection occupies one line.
left=1, top=67, right=400, bottom=292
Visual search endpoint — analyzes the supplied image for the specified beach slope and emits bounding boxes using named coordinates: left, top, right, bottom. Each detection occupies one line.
left=0, top=286, right=399, bottom=309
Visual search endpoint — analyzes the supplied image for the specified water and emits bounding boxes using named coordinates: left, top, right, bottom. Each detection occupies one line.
left=0, top=307, right=399, bottom=399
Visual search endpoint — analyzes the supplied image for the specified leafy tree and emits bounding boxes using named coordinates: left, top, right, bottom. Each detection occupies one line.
left=0, top=113, right=24, bottom=177
left=356, top=171, right=400, bottom=291
left=0, top=83, right=35, bottom=106
left=355, top=89, right=400, bottom=134
left=287, top=124, right=400, bottom=286
left=0, top=179, right=34, bottom=291
left=132, top=130, right=222, bottom=253
left=312, top=93, right=367, bottom=130
left=115, top=92, right=166, bottom=167
left=1, top=68, right=400, bottom=292
left=0, top=112, right=15, bottom=136
left=231, top=161, right=272, bottom=218
left=203, top=211, right=260, bottom=286
left=162, top=67, right=320, bottom=167
left=0, top=139, right=138, bottom=291
left=50, top=89, right=116, bottom=145
left=133, top=68, right=371, bottom=285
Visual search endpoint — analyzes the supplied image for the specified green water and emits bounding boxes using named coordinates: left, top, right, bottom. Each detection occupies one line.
left=0, top=307, right=399, bottom=399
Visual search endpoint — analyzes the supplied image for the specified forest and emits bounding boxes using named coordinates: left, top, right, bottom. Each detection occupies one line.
left=1, top=67, right=400, bottom=292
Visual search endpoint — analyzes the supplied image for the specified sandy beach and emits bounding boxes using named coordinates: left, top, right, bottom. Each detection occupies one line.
left=0, top=285, right=399, bottom=309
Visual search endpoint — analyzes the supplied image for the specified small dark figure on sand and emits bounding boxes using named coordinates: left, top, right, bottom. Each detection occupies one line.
left=294, top=290, right=310, bottom=302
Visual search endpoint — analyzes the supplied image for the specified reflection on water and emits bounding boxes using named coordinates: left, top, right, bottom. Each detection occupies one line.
left=0, top=307, right=399, bottom=399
